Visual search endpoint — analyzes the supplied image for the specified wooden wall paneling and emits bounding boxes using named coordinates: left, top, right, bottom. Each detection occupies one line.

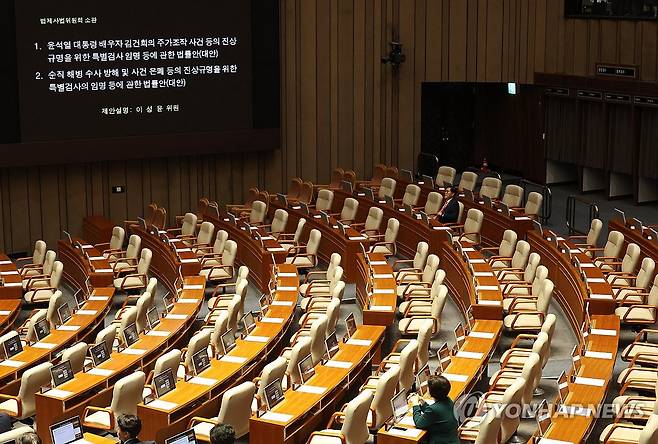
left=600, top=20, right=618, bottom=63
left=556, top=0, right=566, bottom=74
left=449, top=0, right=468, bottom=81
left=27, top=168, right=42, bottom=246
left=315, top=0, right=332, bottom=185
left=441, top=0, right=450, bottom=81
left=330, top=0, right=339, bottom=176
left=39, top=167, right=60, bottom=251
left=371, top=0, right=383, bottom=167
left=543, top=0, right=558, bottom=73
left=518, top=0, right=528, bottom=83
left=363, top=0, right=375, bottom=179
left=214, top=155, right=232, bottom=207
left=502, top=0, right=510, bottom=79
left=640, top=22, right=657, bottom=82
left=178, top=157, right=192, bottom=215
left=572, top=20, right=588, bottom=76
left=125, top=159, right=144, bottom=220
left=242, top=154, right=260, bottom=196
left=64, top=164, right=87, bottom=238
left=533, top=0, right=546, bottom=74
left=107, top=162, right=127, bottom=226
left=87, top=163, right=105, bottom=216
left=166, top=158, right=182, bottom=222
left=425, top=0, right=442, bottom=81
left=383, top=0, right=394, bottom=165
left=486, top=0, right=503, bottom=80
left=8, top=170, right=28, bottom=253
left=299, top=0, right=318, bottom=181
left=563, top=10, right=575, bottom=74
left=466, top=0, right=478, bottom=82
left=618, top=20, right=636, bottom=66
left=397, top=0, right=415, bottom=170
left=283, top=0, right=298, bottom=181
left=476, top=0, right=488, bottom=81
left=353, top=0, right=366, bottom=177
left=413, top=0, right=427, bottom=170
left=337, top=0, right=355, bottom=169
left=587, top=19, right=600, bottom=76
left=0, top=172, right=7, bottom=252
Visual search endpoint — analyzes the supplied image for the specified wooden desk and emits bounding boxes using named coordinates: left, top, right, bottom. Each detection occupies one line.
left=35, top=277, right=204, bottom=444
left=204, top=213, right=287, bottom=293
left=269, top=201, right=368, bottom=283
left=83, top=216, right=116, bottom=247
left=249, top=325, right=386, bottom=444
left=84, top=432, right=117, bottom=444
left=57, top=239, right=114, bottom=289
left=609, top=218, right=658, bottom=269
left=0, top=255, right=24, bottom=299
left=0, top=299, right=20, bottom=335
left=138, top=265, right=299, bottom=443
left=354, top=252, right=397, bottom=326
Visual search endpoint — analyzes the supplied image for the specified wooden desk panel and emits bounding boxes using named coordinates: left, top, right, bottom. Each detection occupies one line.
left=0, top=300, right=20, bottom=336
left=0, top=255, right=23, bottom=299
left=609, top=219, right=658, bottom=269
left=58, top=239, right=113, bottom=289
left=83, top=216, right=116, bottom=246
left=354, top=252, right=397, bottom=326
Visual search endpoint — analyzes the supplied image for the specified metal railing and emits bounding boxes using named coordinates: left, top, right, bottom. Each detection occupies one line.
left=566, top=195, right=599, bottom=236
left=519, top=179, right=552, bottom=224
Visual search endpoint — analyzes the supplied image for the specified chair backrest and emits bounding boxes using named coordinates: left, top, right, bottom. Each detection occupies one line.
left=371, top=367, right=399, bottom=429
left=524, top=192, right=543, bottom=217
left=288, top=178, right=303, bottom=198
left=424, top=192, right=443, bottom=216
left=327, top=253, right=342, bottom=281
left=531, top=266, right=549, bottom=295
left=213, top=230, right=229, bottom=254
left=42, top=250, right=57, bottom=275
left=344, top=171, right=357, bottom=187
left=196, top=222, right=215, bottom=246
left=152, top=349, right=181, bottom=381
left=18, top=362, right=53, bottom=418
left=137, top=248, right=152, bottom=275
left=222, top=240, right=238, bottom=267
left=378, top=178, right=397, bottom=199
left=500, top=377, right=526, bottom=442
left=309, top=314, right=329, bottom=364
left=639, top=414, right=658, bottom=444
left=402, top=184, right=421, bottom=206
left=286, top=337, right=312, bottom=386
left=541, top=314, right=557, bottom=345
left=257, top=357, right=287, bottom=401
left=412, top=242, right=430, bottom=270
left=95, top=324, right=117, bottom=355
left=603, top=231, right=625, bottom=259
left=474, top=406, right=503, bottom=444
left=621, top=243, right=641, bottom=274
left=502, top=184, right=524, bottom=208
left=371, top=164, right=386, bottom=185
left=244, top=188, right=259, bottom=207
left=61, top=342, right=88, bottom=374
left=46, top=290, right=65, bottom=328
left=422, top=254, right=441, bottom=283
left=25, top=310, right=47, bottom=344
left=226, top=294, right=242, bottom=333
left=416, top=320, right=434, bottom=368
left=181, top=213, right=198, bottom=237
left=364, top=207, right=384, bottom=231
left=185, top=330, right=212, bottom=371
left=196, top=197, right=210, bottom=218
left=386, top=166, right=398, bottom=177
left=153, top=207, right=167, bottom=230
left=463, top=208, right=484, bottom=243
left=637, top=258, right=656, bottom=290
left=126, top=235, right=141, bottom=260
left=299, top=182, right=314, bottom=204
left=109, top=227, right=125, bottom=251
left=316, top=189, right=334, bottom=212
left=48, top=260, right=63, bottom=288
left=330, top=277, right=346, bottom=300
left=110, top=371, right=146, bottom=418
left=499, top=230, right=518, bottom=258
left=524, top=253, right=542, bottom=283
left=648, top=274, right=658, bottom=307
left=511, top=240, right=531, bottom=269
left=145, top=203, right=158, bottom=224
left=431, top=287, right=448, bottom=321
left=250, top=201, right=267, bottom=225
left=307, top=229, right=322, bottom=255
left=457, top=202, right=465, bottom=224
left=537, top=280, right=554, bottom=314
left=532, top=332, right=551, bottom=370
left=210, top=311, right=229, bottom=355
left=587, top=219, right=603, bottom=247
left=480, top=177, right=502, bottom=199
left=117, top=307, right=138, bottom=345
left=436, top=166, right=456, bottom=187
left=519, top=352, right=542, bottom=404
left=398, top=340, right=419, bottom=391
left=340, top=390, right=374, bottom=444
left=32, top=240, right=47, bottom=266
left=384, top=218, right=400, bottom=244
left=217, top=381, right=256, bottom=437
left=135, top=292, right=151, bottom=333
left=458, top=171, right=478, bottom=192
left=294, top=219, right=307, bottom=243
left=430, top=270, right=447, bottom=293
left=271, top=209, right=289, bottom=234
left=330, top=168, right=345, bottom=187
left=325, top=298, right=342, bottom=335
left=341, top=198, right=359, bottom=221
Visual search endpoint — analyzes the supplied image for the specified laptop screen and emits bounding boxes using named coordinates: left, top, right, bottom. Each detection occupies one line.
left=345, top=313, right=357, bottom=339
left=58, top=304, right=72, bottom=325
left=277, top=193, right=288, bottom=207
left=536, top=399, right=551, bottom=436
left=51, top=360, right=74, bottom=387
left=147, top=307, right=160, bottom=330
left=438, top=343, right=451, bottom=372
left=416, top=364, right=431, bottom=396
left=192, top=349, right=211, bottom=376
left=153, top=368, right=176, bottom=398
left=34, top=318, right=50, bottom=341
left=557, top=372, right=569, bottom=405
left=264, top=378, right=284, bottom=410
left=3, top=335, right=22, bottom=359
left=50, top=416, right=83, bottom=444
left=165, top=429, right=197, bottom=444
left=74, top=290, right=86, bottom=309
left=454, top=323, right=466, bottom=349
left=220, top=330, right=236, bottom=355
left=298, top=353, right=315, bottom=384
left=384, top=195, right=394, bottom=207
left=341, top=180, right=353, bottom=194
left=241, top=312, right=257, bottom=334
left=364, top=188, right=375, bottom=201
left=325, top=332, right=339, bottom=360
left=90, top=342, right=110, bottom=367
left=123, top=323, right=139, bottom=347
left=391, top=390, right=408, bottom=424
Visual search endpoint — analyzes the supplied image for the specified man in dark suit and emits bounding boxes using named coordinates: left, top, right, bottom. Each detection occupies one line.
left=116, top=415, right=153, bottom=444
left=438, top=186, right=459, bottom=224
left=411, top=375, right=459, bottom=444
left=209, top=424, right=235, bottom=444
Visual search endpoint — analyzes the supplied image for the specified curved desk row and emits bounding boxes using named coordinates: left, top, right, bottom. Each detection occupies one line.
left=609, top=218, right=658, bottom=267
left=0, top=255, right=24, bottom=300
left=138, top=265, right=299, bottom=443
left=58, top=239, right=114, bottom=290
left=355, top=252, right=397, bottom=326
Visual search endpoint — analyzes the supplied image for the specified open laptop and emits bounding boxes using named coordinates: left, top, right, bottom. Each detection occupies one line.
left=454, top=323, right=466, bottom=349
left=227, top=212, right=237, bottom=226
left=535, top=399, right=551, bottom=437
left=463, top=189, right=474, bottom=202
left=50, top=416, right=85, bottom=444
left=263, top=378, right=285, bottom=411
left=389, top=390, right=409, bottom=428
left=220, top=330, right=236, bottom=356
left=123, top=323, right=139, bottom=347
left=500, top=202, right=511, bottom=217
left=51, top=360, right=74, bottom=387
left=437, top=343, right=451, bottom=372
left=163, top=292, right=175, bottom=314
left=403, top=203, right=413, bottom=214
left=89, top=342, right=110, bottom=367
left=483, top=195, right=493, bottom=208
left=364, top=188, right=375, bottom=201
left=419, top=211, right=430, bottom=226
left=277, top=193, right=288, bottom=207
left=58, top=303, right=72, bottom=325
left=3, top=335, right=22, bottom=359
left=557, top=371, right=569, bottom=406
left=137, top=217, right=148, bottom=231
left=320, top=211, right=330, bottom=225
left=324, top=332, right=339, bottom=360
left=241, top=312, right=257, bottom=334
left=613, top=208, right=626, bottom=224
left=73, top=289, right=86, bottom=309
left=146, top=307, right=160, bottom=330
left=62, top=231, right=73, bottom=246
left=345, top=313, right=357, bottom=340
left=300, top=202, right=310, bottom=214
left=34, top=317, right=50, bottom=341
left=341, top=180, right=353, bottom=194
left=337, top=221, right=347, bottom=235
left=153, top=368, right=176, bottom=398
left=421, top=175, right=434, bottom=188
left=415, top=364, right=431, bottom=396
left=400, top=169, right=413, bottom=182
left=165, top=429, right=197, bottom=444
left=629, top=217, right=643, bottom=231
left=298, top=353, right=315, bottom=384
left=192, top=349, right=211, bottom=376
left=384, top=195, right=395, bottom=207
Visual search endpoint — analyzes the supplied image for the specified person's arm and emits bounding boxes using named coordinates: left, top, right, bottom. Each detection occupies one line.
left=412, top=403, right=440, bottom=430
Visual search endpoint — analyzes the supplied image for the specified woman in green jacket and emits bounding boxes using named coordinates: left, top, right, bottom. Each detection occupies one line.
left=412, top=375, right=460, bottom=444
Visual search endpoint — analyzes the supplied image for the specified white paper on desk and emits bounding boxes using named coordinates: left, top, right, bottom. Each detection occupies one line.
left=586, top=277, right=605, bottom=283
left=346, top=338, right=372, bottom=347
left=325, top=360, right=351, bottom=369
left=432, top=226, right=451, bottom=231
left=47, top=389, right=73, bottom=399
left=442, top=373, right=468, bottom=382
left=373, top=288, right=394, bottom=294
left=590, top=328, right=617, bottom=337
left=271, top=300, right=294, bottom=306
left=170, top=238, right=182, bottom=243
left=244, top=335, right=269, bottom=343
left=474, top=272, right=494, bottom=277
left=32, top=342, right=56, bottom=349
left=277, top=272, right=296, bottom=277
left=82, top=245, right=94, bottom=249
left=146, top=330, right=170, bottom=337
left=94, top=269, right=113, bottom=273
left=177, top=298, right=198, bottom=304
left=183, top=284, right=204, bottom=290
left=121, top=348, right=147, bottom=356
left=297, top=385, right=326, bottom=394
left=0, top=261, right=12, bottom=265
left=165, top=314, right=187, bottom=320
left=574, top=376, right=605, bottom=387
left=515, top=216, right=531, bottom=221
left=260, top=317, right=284, bottom=324
left=478, top=300, right=501, bottom=306
left=469, top=331, right=495, bottom=339
left=260, top=236, right=274, bottom=240
left=88, top=296, right=109, bottom=301
left=476, top=285, right=499, bottom=291
left=260, top=412, right=293, bottom=423
left=369, top=305, right=392, bottom=311
left=348, top=236, right=367, bottom=241
left=3, top=283, right=21, bottom=287
left=88, top=368, right=114, bottom=377
left=462, top=247, right=476, bottom=252
left=469, top=259, right=486, bottom=264
left=399, top=416, right=416, bottom=426
left=0, top=311, right=11, bottom=316
left=0, top=271, right=18, bottom=276
left=220, top=355, right=247, bottom=364
left=456, top=351, right=483, bottom=360
left=370, top=261, right=387, bottom=265
left=373, top=274, right=394, bottom=279
left=148, top=399, right=178, bottom=411
left=189, top=376, right=218, bottom=386
left=88, top=256, right=105, bottom=261
left=388, top=428, right=423, bottom=438
left=589, top=294, right=612, bottom=300
left=175, top=248, right=192, bottom=253
left=579, top=263, right=595, bottom=268
left=0, top=360, right=24, bottom=367
left=558, top=405, right=592, bottom=417
left=180, top=258, right=198, bottom=264
left=276, top=286, right=297, bottom=292
left=537, top=439, right=575, bottom=444
left=584, top=351, right=613, bottom=360
left=267, top=247, right=286, bottom=252
left=58, top=325, right=80, bottom=331
left=556, top=236, right=565, bottom=241
left=76, top=310, right=97, bottom=316
left=569, top=249, right=582, bottom=254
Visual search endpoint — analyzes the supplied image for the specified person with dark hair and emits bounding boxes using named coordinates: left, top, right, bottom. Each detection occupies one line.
left=438, top=186, right=459, bottom=224
left=411, top=375, right=459, bottom=444
left=116, top=414, right=150, bottom=444
left=0, top=412, right=12, bottom=433
left=18, top=432, right=41, bottom=444
left=209, top=424, right=235, bottom=444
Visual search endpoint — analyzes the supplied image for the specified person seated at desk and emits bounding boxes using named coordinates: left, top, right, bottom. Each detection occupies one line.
left=210, top=424, right=235, bottom=444
left=18, top=432, right=41, bottom=444
left=116, top=414, right=152, bottom=444
left=437, top=187, right=459, bottom=224
left=412, top=375, right=459, bottom=444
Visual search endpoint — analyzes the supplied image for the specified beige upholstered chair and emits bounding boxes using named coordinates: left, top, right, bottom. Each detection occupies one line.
left=113, top=248, right=151, bottom=292
left=169, top=213, right=197, bottom=238
left=207, top=266, right=249, bottom=311
left=377, top=178, right=396, bottom=199
left=299, top=297, right=341, bottom=339
left=422, top=191, right=443, bottom=217
left=262, top=209, right=289, bottom=238
left=500, top=254, right=543, bottom=296
left=354, top=207, right=384, bottom=239
left=365, top=340, right=418, bottom=392
left=520, top=191, right=543, bottom=219
left=308, top=390, right=373, bottom=444
left=201, top=240, right=236, bottom=283
left=599, top=414, right=658, bottom=444
left=278, top=218, right=307, bottom=253
left=299, top=253, right=341, bottom=295
left=612, top=257, right=655, bottom=304
left=253, top=357, right=287, bottom=412
left=459, top=404, right=503, bottom=443
left=394, top=242, right=430, bottom=284
left=190, top=381, right=256, bottom=440
left=435, top=166, right=456, bottom=187
left=188, top=222, right=214, bottom=250
left=491, top=240, right=531, bottom=274
left=300, top=275, right=345, bottom=312
left=179, top=330, right=212, bottom=378
left=22, top=309, right=47, bottom=344
left=285, top=229, right=321, bottom=270
left=502, top=185, right=524, bottom=208
left=315, top=189, right=334, bottom=212
left=0, top=362, right=52, bottom=419
left=143, top=349, right=181, bottom=399
left=458, top=171, right=478, bottom=192
left=611, top=383, right=658, bottom=422
left=17, top=240, right=47, bottom=278
left=368, top=218, right=399, bottom=256
left=334, top=198, right=359, bottom=224
left=21, top=249, right=56, bottom=290
left=603, top=242, right=641, bottom=277
left=396, top=254, right=440, bottom=297
left=205, top=312, right=229, bottom=357
left=389, top=320, right=433, bottom=370
left=111, top=235, right=141, bottom=272
left=61, top=342, right=88, bottom=374
left=615, top=274, right=658, bottom=327
left=504, top=279, right=554, bottom=332
left=499, top=378, right=526, bottom=442
left=590, top=230, right=625, bottom=267
left=82, top=371, right=146, bottom=430
left=115, top=306, right=138, bottom=349
left=44, top=290, right=66, bottom=329
left=283, top=337, right=312, bottom=387
left=248, top=201, right=268, bottom=225
left=457, top=208, right=484, bottom=244
left=569, top=218, right=603, bottom=252
left=198, top=230, right=228, bottom=260
left=500, top=315, right=556, bottom=368
left=95, top=324, right=117, bottom=356
left=24, top=260, right=63, bottom=303
left=480, top=177, right=502, bottom=200
left=399, top=287, right=446, bottom=336
left=482, top=229, right=518, bottom=261
left=0, top=426, right=35, bottom=444
left=95, top=227, right=126, bottom=260
left=401, top=184, right=421, bottom=206
left=400, top=281, right=448, bottom=318
left=487, top=352, right=541, bottom=405
left=398, top=270, right=446, bottom=314
left=366, top=367, right=399, bottom=429
left=308, top=315, right=329, bottom=364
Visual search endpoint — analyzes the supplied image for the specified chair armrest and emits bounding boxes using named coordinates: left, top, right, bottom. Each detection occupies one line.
left=83, top=406, right=115, bottom=430
left=0, top=394, right=21, bottom=417
left=188, top=416, right=219, bottom=430
left=118, top=274, right=147, bottom=291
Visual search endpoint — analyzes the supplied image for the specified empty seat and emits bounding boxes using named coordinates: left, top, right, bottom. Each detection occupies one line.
left=501, top=184, right=524, bottom=208
left=252, top=357, right=287, bottom=412
left=314, top=189, right=334, bottom=212
left=278, top=218, right=307, bottom=253
left=353, top=207, right=384, bottom=238
left=299, top=253, right=341, bottom=296
left=398, top=287, right=446, bottom=336
left=190, top=381, right=257, bottom=440
left=366, top=367, right=399, bottom=430
left=285, top=229, right=321, bottom=270
left=61, top=342, right=88, bottom=374
left=368, top=218, right=399, bottom=256
left=393, top=242, right=429, bottom=284
left=377, top=178, right=396, bottom=199
left=201, top=240, right=237, bottom=283
left=456, top=208, right=484, bottom=244
left=189, top=222, right=215, bottom=251
left=17, top=240, right=47, bottom=278
left=458, top=171, right=478, bottom=192
left=169, top=213, right=197, bottom=238
left=568, top=218, right=603, bottom=253
left=82, top=371, right=146, bottom=430
left=592, top=231, right=626, bottom=269
left=333, top=198, right=359, bottom=224
left=521, top=191, right=543, bottom=219
left=111, top=235, right=142, bottom=272
left=479, top=177, right=502, bottom=200
left=0, top=362, right=52, bottom=419
left=599, top=414, right=658, bottom=444
left=401, top=184, right=421, bottom=206
left=114, top=248, right=152, bottom=292
left=24, top=260, right=63, bottom=303
left=481, top=229, right=518, bottom=261
left=435, top=166, right=456, bottom=187
left=248, top=201, right=268, bottom=225
left=603, top=243, right=641, bottom=278
left=307, top=390, right=373, bottom=444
